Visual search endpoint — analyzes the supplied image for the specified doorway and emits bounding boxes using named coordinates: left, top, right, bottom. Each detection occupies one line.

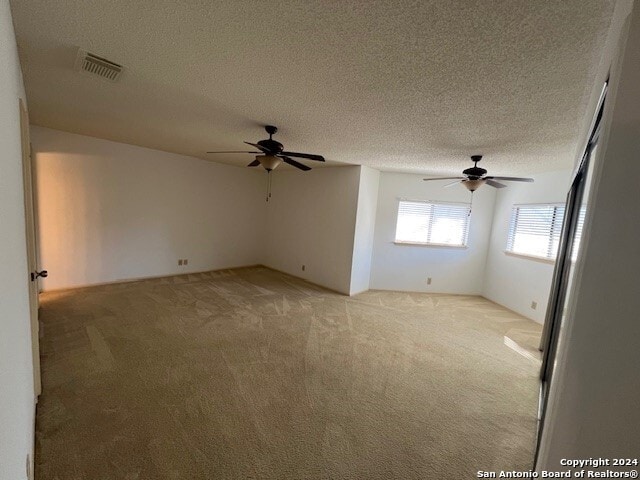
left=19, top=98, right=42, bottom=399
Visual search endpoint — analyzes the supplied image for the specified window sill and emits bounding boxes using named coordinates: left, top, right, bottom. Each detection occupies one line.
left=504, top=251, right=556, bottom=264
left=394, top=241, right=467, bottom=249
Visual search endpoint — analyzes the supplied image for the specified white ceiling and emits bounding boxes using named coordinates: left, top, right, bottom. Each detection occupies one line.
left=11, top=0, right=617, bottom=175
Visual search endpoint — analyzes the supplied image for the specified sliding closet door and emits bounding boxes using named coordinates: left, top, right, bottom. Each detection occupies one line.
left=534, top=82, right=607, bottom=465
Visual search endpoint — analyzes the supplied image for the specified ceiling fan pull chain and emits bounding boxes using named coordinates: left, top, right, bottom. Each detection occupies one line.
left=469, top=191, right=473, bottom=216
left=265, top=171, right=273, bottom=202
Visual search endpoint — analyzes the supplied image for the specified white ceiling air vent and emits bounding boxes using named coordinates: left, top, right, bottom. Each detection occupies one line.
left=75, top=49, right=123, bottom=82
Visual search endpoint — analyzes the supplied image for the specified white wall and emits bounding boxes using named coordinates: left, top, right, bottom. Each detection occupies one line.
left=370, top=172, right=496, bottom=295
left=32, top=126, right=266, bottom=290
left=349, top=166, right=380, bottom=295
left=264, top=166, right=361, bottom=294
left=0, top=1, right=36, bottom=479
left=539, top=2, right=640, bottom=469
left=483, top=170, right=573, bottom=323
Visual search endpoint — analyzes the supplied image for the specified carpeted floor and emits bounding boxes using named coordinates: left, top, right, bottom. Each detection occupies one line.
left=36, top=266, right=542, bottom=479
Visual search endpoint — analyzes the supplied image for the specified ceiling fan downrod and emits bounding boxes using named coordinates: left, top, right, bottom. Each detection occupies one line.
left=265, top=125, right=277, bottom=140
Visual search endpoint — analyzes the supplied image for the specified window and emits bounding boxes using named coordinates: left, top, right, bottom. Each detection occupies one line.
left=507, top=204, right=587, bottom=261
left=395, top=200, right=470, bottom=247
left=507, top=204, right=565, bottom=259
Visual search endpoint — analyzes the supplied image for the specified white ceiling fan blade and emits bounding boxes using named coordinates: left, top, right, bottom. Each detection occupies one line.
left=485, top=176, right=534, bottom=182
left=443, top=180, right=463, bottom=188
left=485, top=179, right=507, bottom=188
left=423, top=177, right=465, bottom=182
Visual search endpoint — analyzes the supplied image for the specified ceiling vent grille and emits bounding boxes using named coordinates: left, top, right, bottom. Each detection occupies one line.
left=75, top=50, right=123, bottom=82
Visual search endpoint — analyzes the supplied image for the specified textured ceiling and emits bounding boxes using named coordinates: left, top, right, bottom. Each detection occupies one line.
left=11, top=0, right=616, bottom=175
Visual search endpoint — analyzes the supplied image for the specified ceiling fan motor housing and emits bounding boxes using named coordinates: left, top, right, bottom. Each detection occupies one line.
left=257, top=139, right=284, bottom=153
left=462, top=166, right=487, bottom=178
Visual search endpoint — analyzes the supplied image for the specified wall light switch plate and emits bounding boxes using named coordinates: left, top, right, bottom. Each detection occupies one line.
left=531, top=301, right=537, bottom=310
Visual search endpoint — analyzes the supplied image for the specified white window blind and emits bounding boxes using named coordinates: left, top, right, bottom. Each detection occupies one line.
left=571, top=207, right=587, bottom=261
left=507, top=204, right=565, bottom=259
left=507, top=204, right=587, bottom=261
left=395, top=200, right=470, bottom=246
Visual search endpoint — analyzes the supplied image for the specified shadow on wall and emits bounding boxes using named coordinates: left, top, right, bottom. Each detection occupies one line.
left=32, top=126, right=267, bottom=290
left=369, top=171, right=497, bottom=296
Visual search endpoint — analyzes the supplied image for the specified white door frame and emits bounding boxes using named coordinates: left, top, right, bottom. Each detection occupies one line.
left=19, top=98, right=42, bottom=399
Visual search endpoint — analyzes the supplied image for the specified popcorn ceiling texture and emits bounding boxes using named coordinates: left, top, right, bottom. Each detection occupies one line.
left=11, top=0, right=615, bottom=175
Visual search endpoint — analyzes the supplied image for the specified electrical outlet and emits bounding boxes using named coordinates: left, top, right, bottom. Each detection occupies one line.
left=178, top=259, right=183, bottom=266
left=302, top=265, right=306, bottom=271
left=427, top=277, right=432, bottom=285
left=531, top=301, right=537, bottom=310
left=184, top=259, right=188, bottom=265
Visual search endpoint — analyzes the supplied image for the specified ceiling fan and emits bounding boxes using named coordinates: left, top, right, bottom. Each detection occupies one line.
left=423, top=155, right=534, bottom=191
left=206, top=125, right=325, bottom=172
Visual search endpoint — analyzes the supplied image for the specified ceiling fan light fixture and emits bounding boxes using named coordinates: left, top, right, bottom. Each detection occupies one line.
left=462, top=179, right=485, bottom=192
left=207, top=125, right=325, bottom=171
left=257, top=155, right=282, bottom=172
left=422, top=155, right=533, bottom=192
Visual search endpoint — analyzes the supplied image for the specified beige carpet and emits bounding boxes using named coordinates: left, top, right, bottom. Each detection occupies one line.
left=36, top=266, right=541, bottom=479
